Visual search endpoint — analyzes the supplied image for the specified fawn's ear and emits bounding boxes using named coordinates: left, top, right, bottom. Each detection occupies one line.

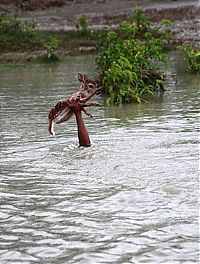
left=78, top=73, right=88, bottom=83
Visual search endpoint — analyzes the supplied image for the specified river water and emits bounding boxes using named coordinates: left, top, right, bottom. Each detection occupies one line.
left=0, top=54, right=199, bottom=263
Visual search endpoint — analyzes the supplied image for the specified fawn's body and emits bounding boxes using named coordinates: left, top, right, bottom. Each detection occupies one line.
left=48, top=73, right=101, bottom=146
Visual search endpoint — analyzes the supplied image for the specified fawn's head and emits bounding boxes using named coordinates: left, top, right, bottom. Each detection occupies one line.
left=78, top=73, right=100, bottom=95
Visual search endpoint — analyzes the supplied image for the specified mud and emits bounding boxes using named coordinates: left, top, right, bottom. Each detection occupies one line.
left=0, top=0, right=199, bottom=62
left=1, top=0, right=199, bottom=46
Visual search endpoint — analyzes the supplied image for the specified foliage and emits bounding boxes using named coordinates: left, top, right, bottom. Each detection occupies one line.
left=95, top=6, right=172, bottom=104
left=43, top=36, right=60, bottom=61
left=75, top=14, right=89, bottom=36
left=0, top=13, right=63, bottom=62
left=0, top=12, right=94, bottom=57
left=178, top=44, right=200, bottom=73
left=128, top=5, right=149, bottom=33
left=0, top=13, right=36, bottom=36
left=0, top=12, right=37, bottom=51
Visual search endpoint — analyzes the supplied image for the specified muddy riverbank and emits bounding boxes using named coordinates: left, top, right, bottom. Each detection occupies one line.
left=0, top=0, right=199, bottom=62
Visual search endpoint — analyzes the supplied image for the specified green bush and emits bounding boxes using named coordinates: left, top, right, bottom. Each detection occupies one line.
left=95, top=7, right=172, bottom=104
left=179, top=44, right=200, bottom=73
left=0, top=13, right=62, bottom=62
left=0, top=13, right=37, bottom=51
left=43, top=36, right=60, bottom=61
left=75, top=14, right=89, bottom=36
left=0, top=13, right=36, bottom=36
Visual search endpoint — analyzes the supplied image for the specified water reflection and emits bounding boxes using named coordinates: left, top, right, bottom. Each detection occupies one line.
left=0, top=55, right=199, bottom=263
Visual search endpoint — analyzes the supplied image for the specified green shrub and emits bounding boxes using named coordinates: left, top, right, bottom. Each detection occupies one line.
left=43, top=36, right=60, bottom=61
left=95, top=7, right=172, bottom=104
left=179, top=44, right=200, bottom=73
left=0, top=13, right=36, bottom=37
left=75, top=14, right=89, bottom=36
left=0, top=13, right=37, bottom=51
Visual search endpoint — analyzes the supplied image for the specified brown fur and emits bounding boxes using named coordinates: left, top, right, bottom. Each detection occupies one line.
left=48, top=73, right=101, bottom=136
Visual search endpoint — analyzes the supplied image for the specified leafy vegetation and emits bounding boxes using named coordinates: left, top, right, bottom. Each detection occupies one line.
left=43, top=36, right=60, bottom=61
left=179, top=44, right=200, bottom=73
left=0, top=12, right=38, bottom=51
left=0, top=12, right=95, bottom=59
left=75, top=14, right=89, bottom=36
left=0, top=13, right=63, bottom=62
left=95, top=7, right=172, bottom=104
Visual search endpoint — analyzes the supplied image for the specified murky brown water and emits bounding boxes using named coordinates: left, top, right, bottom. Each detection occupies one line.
left=0, top=54, right=199, bottom=263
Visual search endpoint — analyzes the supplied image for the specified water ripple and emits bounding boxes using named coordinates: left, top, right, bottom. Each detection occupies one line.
left=0, top=58, right=199, bottom=263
